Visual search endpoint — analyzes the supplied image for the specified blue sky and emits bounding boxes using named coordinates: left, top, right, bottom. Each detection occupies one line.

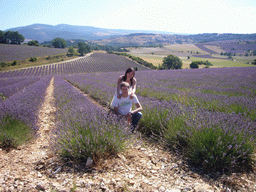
left=1, top=0, right=255, bottom=34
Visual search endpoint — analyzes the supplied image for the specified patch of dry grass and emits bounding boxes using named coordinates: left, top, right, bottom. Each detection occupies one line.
left=1, top=54, right=79, bottom=71
left=204, top=45, right=225, bottom=54
left=127, top=44, right=255, bottom=69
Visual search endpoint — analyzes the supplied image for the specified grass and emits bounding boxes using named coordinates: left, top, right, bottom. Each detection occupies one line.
left=138, top=55, right=253, bottom=69
left=0, top=53, right=80, bottom=71
left=0, top=93, right=7, bottom=100
left=234, top=56, right=256, bottom=64
left=137, top=55, right=163, bottom=67
left=164, top=44, right=209, bottom=54
left=189, top=57, right=253, bottom=68
left=0, top=116, right=33, bottom=150
left=127, top=45, right=256, bottom=68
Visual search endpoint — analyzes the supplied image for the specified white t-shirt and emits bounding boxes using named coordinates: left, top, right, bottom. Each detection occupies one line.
left=111, top=94, right=139, bottom=116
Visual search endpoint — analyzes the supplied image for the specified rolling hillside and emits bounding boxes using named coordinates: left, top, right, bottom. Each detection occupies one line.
left=5, top=24, right=174, bottom=42
left=6, top=23, right=255, bottom=46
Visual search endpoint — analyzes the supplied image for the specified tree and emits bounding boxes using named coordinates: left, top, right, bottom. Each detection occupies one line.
left=190, top=61, right=199, bottom=68
left=4, top=31, right=12, bottom=44
left=78, top=42, right=91, bottom=56
left=67, top=46, right=75, bottom=56
left=28, top=40, right=39, bottom=46
left=0, top=31, right=24, bottom=44
left=52, top=38, right=67, bottom=48
left=11, top=60, right=17, bottom=66
left=11, top=31, right=25, bottom=44
left=0, top=30, right=4, bottom=43
left=252, top=50, right=256, bottom=56
left=160, top=54, right=183, bottom=69
left=252, top=59, right=256, bottom=65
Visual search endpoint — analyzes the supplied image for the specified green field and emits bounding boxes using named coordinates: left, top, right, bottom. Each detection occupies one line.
left=128, top=44, right=256, bottom=69
left=184, top=57, right=252, bottom=68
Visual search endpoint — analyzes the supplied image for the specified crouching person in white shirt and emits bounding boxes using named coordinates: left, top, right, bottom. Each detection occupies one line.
left=111, top=81, right=143, bottom=132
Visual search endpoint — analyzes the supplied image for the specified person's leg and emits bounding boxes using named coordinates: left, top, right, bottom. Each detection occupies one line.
left=131, top=112, right=142, bottom=132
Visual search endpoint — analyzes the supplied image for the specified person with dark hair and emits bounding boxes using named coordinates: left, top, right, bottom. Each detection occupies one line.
left=111, top=82, right=142, bottom=132
left=116, top=67, right=137, bottom=99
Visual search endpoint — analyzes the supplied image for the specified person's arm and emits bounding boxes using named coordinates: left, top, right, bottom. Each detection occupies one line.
left=112, top=95, right=121, bottom=116
left=125, top=101, right=142, bottom=123
left=131, top=101, right=142, bottom=114
left=117, top=76, right=122, bottom=99
left=131, top=78, right=137, bottom=94
left=113, top=106, right=121, bottom=116
left=129, top=78, right=137, bottom=99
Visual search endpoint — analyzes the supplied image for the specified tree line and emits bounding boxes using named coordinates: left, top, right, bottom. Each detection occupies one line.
left=0, top=30, right=25, bottom=44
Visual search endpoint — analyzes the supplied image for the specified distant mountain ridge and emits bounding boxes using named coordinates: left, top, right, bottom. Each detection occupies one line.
left=5, top=24, right=175, bottom=42
left=95, top=33, right=256, bottom=46
left=4, top=23, right=256, bottom=45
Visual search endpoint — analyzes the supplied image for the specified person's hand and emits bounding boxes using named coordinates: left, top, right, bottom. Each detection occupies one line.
left=129, top=93, right=134, bottom=99
left=125, top=112, right=132, bottom=122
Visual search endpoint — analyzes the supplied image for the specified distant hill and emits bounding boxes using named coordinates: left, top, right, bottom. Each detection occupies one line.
left=4, top=24, right=256, bottom=46
left=95, top=33, right=256, bottom=46
left=5, top=24, right=174, bottom=43
left=95, top=33, right=193, bottom=46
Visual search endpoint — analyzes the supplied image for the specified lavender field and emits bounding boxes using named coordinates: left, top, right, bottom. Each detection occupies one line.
left=64, top=67, right=256, bottom=119
left=196, top=41, right=256, bottom=55
left=0, top=44, right=67, bottom=62
left=64, top=67, right=256, bottom=171
left=0, top=52, right=149, bottom=78
left=1, top=50, right=256, bottom=173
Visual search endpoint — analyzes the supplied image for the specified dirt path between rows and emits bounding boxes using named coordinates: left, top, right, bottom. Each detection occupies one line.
left=0, top=76, right=255, bottom=191
left=0, top=77, right=57, bottom=191
left=64, top=78, right=109, bottom=111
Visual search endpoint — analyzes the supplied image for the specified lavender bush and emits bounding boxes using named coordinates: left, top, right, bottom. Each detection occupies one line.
left=0, top=76, right=52, bottom=148
left=139, top=98, right=256, bottom=172
left=187, top=125, right=254, bottom=172
left=0, top=76, right=40, bottom=99
left=52, top=76, right=130, bottom=162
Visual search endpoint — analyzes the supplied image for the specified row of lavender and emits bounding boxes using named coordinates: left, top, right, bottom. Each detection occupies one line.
left=0, top=72, right=131, bottom=162
left=63, top=67, right=256, bottom=172
left=136, top=67, right=256, bottom=121
left=200, top=41, right=256, bottom=54
left=0, top=76, right=41, bottom=100
left=0, top=52, right=149, bottom=78
left=51, top=76, right=130, bottom=161
left=0, top=76, right=52, bottom=132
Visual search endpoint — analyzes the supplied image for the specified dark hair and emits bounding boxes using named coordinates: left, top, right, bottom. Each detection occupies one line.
left=120, top=82, right=130, bottom=88
left=122, top=67, right=135, bottom=86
